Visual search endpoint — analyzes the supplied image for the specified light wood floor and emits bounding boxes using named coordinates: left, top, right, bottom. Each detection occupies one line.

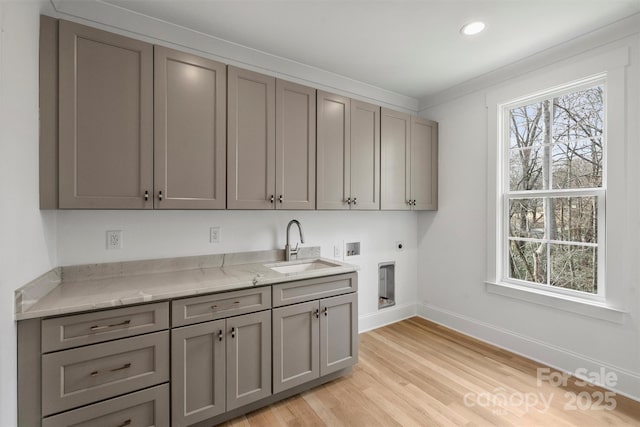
left=222, top=317, right=640, bottom=426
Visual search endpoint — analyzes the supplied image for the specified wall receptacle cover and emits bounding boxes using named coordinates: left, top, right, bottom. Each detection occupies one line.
left=106, top=230, right=123, bottom=250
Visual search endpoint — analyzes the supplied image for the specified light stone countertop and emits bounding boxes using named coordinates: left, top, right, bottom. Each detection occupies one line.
left=15, top=247, right=358, bottom=321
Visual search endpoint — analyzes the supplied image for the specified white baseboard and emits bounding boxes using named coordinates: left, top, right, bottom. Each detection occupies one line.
left=416, top=302, right=640, bottom=402
left=358, top=303, right=417, bottom=333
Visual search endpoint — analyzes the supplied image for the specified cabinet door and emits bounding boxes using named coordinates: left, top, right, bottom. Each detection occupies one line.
left=272, top=301, right=319, bottom=393
left=154, top=46, right=226, bottom=209
left=226, top=310, right=271, bottom=410
left=350, top=100, right=380, bottom=210
left=171, top=320, right=226, bottom=427
left=58, top=20, right=153, bottom=209
left=380, top=108, right=411, bottom=210
left=275, top=80, right=316, bottom=210
left=411, top=116, right=438, bottom=211
left=227, top=66, right=275, bottom=209
left=317, top=91, right=350, bottom=210
left=320, top=293, right=358, bottom=376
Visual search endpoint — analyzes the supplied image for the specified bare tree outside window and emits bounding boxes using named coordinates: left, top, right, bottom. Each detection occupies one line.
left=505, top=83, right=604, bottom=294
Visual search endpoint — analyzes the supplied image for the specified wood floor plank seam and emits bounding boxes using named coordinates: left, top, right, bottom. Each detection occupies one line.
left=221, top=317, right=640, bottom=427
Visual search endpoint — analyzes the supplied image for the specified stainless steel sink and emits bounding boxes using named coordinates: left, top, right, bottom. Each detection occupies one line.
left=265, top=259, right=341, bottom=274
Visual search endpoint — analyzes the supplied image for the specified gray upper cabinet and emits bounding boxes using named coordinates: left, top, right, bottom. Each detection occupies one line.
left=227, top=66, right=276, bottom=209
left=317, top=91, right=351, bottom=210
left=275, top=80, right=316, bottom=210
left=58, top=20, right=153, bottom=209
left=411, top=116, right=438, bottom=210
left=381, top=109, right=438, bottom=210
left=228, top=69, right=315, bottom=210
left=381, top=108, right=411, bottom=210
left=317, top=92, right=379, bottom=210
left=350, top=100, right=380, bottom=210
left=154, top=46, right=226, bottom=209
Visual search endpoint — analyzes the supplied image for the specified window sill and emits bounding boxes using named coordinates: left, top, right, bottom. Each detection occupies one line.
left=484, top=281, right=626, bottom=324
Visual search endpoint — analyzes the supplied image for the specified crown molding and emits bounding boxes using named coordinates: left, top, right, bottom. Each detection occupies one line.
left=419, top=12, right=640, bottom=113
left=49, top=0, right=419, bottom=113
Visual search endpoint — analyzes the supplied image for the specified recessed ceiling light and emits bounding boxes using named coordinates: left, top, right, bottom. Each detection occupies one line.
left=460, top=21, right=486, bottom=36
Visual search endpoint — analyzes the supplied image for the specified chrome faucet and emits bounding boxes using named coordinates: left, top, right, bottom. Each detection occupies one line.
left=285, top=219, right=305, bottom=261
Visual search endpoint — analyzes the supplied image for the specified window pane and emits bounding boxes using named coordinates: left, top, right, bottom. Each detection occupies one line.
left=550, top=244, right=597, bottom=294
left=509, top=240, right=547, bottom=284
left=551, top=197, right=598, bottom=243
left=509, top=102, right=545, bottom=149
left=509, top=198, right=544, bottom=239
left=552, top=139, right=603, bottom=189
left=509, top=147, right=544, bottom=191
left=552, top=85, right=604, bottom=143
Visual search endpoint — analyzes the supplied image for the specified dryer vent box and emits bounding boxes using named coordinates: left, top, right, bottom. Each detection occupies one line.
left=378, top=262, right=395, bottom=309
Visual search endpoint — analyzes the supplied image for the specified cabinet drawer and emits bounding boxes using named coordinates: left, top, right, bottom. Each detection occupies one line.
left=272, top=273, right=357, bottom=307
left=172, top=287, right=271, bottom=327
left=42, top=302, right=169, bottom=352
left=42, top=384, right=169, bottom=427
left=42, top=331, right=169, bottom=416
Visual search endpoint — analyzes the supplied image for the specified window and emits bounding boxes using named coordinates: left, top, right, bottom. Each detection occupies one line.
left=500, top=77, right=605, bottom=297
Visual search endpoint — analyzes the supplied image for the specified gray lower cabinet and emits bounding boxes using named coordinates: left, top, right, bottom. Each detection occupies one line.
left=272, top=300, right=320, bottom=393
left=320, top=293, right=358, bottom=375
left=22, top=274, right=356, bottom=427
left=171, top=310, right=272, bottom=427
left=171, top=319, right=226, bottom=427
left=42, top=384, right=169, bottom=427
left=273, top=291, right=358, bottom=394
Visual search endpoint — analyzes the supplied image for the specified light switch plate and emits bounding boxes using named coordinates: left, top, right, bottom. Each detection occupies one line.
left=210, top=226, right=221, bottom=243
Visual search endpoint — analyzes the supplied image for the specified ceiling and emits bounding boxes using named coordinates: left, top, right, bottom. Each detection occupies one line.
left=100, top=0, right=640, bottom=100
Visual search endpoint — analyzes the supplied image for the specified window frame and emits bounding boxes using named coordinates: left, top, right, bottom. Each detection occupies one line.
left=498, top=75, right=607, bottom=301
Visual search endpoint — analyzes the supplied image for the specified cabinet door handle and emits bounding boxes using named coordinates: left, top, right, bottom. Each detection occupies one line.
left=90, top=362, right=131, bottom=377
left=269, top=195, right=274, bottom=203
left=89, top=319, right=131, bottom=332
left=218, top=329, right=223, bottom=342
left=144, top=190, right=149, bottom=201
left=352, top=197, right=357, bottom=205
left=231, top=327, right=236, bottom=338
left=211, top=301, right=240, bottom=311
left=412, top=200, right=417, bottom=206
left=158, top=190, right=163, bottom=201
left=314, top=309, right=319, bottom=318
left=279, top=195, right=283, bottom=203
left=346, top=197, right=351, bottom=205
left=117, top=420, right=132, bottom=427
left=323, top=307, right=328, bottom=316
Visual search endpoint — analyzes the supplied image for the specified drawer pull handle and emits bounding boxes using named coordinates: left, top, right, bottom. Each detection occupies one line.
left=90, top=319, right=131, bottom=332
left=211, top=301, right=240, bottom=310
left=90, top=362, right=132, bottom=377
left=231, top=327, right=236, bottom=338
left=323, top=307, right=328, bottom=316
left=117, top=420, right=132, bottom=427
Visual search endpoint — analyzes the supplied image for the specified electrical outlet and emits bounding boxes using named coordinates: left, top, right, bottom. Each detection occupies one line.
left=395, top=241, right=405, bottom=252
left=210, top=226, right=221, bottom=243
left=106, top=230, right=123, bottom=250
left=333, top=245, right=342, bottom=259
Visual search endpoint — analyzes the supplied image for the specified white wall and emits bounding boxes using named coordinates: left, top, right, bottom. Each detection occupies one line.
left=417, top=30, right=640, bottom=399
left=56, top=210, right=419, bottom=330
left=0, top=1, right=420, bottom=424
left=0, top=1, right=57, bottom=425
